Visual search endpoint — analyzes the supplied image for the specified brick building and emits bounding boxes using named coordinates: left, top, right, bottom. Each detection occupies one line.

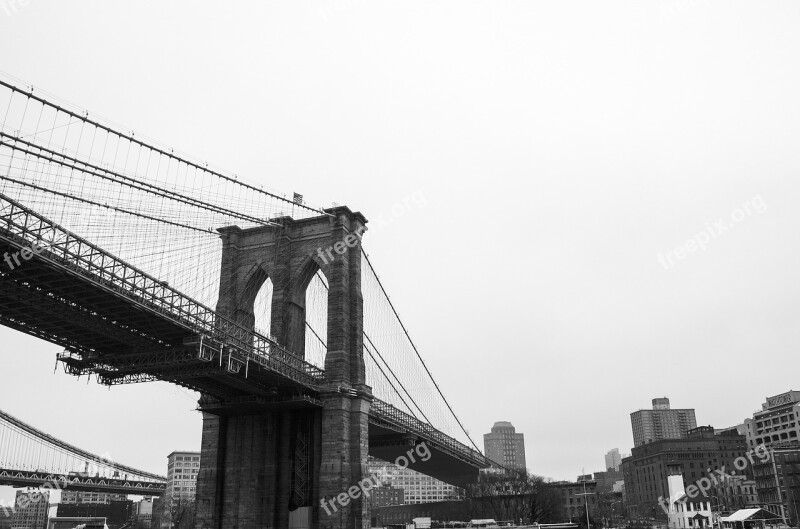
left=552, top=480, right=599, bottom=523
left=367, top=485, right=405, bottom=508
left=621, top=426, right=753, bottom=520
left=752, top=442, right=800, bottom=525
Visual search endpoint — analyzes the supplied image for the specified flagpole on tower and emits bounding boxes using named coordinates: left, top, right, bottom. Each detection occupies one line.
left=292, top=192, right=303, bottom=218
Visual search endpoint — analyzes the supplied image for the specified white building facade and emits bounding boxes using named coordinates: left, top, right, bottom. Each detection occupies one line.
left=664, top=469, right=713, bottom=529
left=365, top=456, right=462, bottom=504
left=166, top=451, right=200, bottom=498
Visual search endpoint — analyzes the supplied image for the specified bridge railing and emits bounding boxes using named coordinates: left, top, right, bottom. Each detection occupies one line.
left=0, top=192, right=324, bottom=388
left=370, top=399, right=492, bottom=468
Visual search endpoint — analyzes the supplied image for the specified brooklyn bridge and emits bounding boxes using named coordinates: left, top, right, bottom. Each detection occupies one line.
left=0, top=77, right=493, bottom=529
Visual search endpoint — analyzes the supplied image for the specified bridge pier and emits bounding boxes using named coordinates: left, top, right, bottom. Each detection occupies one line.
left=195, top=207, right=371, bottom=529
left=194, top=394, right=372, bottom=529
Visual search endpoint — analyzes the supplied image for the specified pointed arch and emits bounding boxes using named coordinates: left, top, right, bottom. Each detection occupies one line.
left=238, top=264, right=273, bottom=337
left=291, top=256, right=329, bottom=369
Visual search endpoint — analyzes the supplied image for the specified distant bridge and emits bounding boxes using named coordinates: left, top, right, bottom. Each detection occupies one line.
left=0, top=408, right=166, bottom=496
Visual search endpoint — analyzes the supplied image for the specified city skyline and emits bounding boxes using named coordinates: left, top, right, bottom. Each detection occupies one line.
left=1, top=0, right=800, bottom=514
left=2, top=382, right=797, bottom=506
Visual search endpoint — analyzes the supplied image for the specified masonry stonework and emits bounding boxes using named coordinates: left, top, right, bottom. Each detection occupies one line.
left=194, top=207, right=371, bottom=529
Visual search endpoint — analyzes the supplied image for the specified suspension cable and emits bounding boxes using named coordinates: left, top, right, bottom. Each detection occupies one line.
left=0, top=174, right=215, bottom=234
left=360, top=249, right=482, bottom=453
left=0, top=77, right=331, bottom=218
left=311, top=272, right=435, bottom=429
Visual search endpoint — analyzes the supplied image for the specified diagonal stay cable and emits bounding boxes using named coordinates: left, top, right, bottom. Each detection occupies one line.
left=0, top=77, right=331, bottom=217
left=304, top=319, right=417, bottom=420
left=0, top=134, right=276, bottom=227
left=360, top=249, right=482, bottom=453
left=309, top=271, right=433, bottom=424
left=0, top=174, right=215, bottom=234
left=362, top=331, right=433, bottom=425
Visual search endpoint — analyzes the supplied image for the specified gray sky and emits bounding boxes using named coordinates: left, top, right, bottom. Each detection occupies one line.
left=1, top=1, right=800, bottom=505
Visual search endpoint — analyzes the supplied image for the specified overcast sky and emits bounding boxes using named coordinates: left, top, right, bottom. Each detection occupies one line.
left=1, top=1, right=800, bottom=505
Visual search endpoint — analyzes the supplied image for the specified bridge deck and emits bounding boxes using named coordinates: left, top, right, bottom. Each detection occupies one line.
left=0, top=469, right=166, bottom=496
left=0, top=193, right=324, bottom=401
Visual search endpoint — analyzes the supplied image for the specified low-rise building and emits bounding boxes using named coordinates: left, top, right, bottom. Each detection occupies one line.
left=136, top=498, right=154, bottom=528
left=367, top=485, right=405, bottom=508
left=551, top=480, right=598, bottom=523
left=59, top=492, right=127, bottom=505
left=662, top=465, right=713, bottom=529
left=46, top=517, right=107, bottom=529
left=593, top=469, right=624, bottom=494
left=56, top=500, right=133, bottom=529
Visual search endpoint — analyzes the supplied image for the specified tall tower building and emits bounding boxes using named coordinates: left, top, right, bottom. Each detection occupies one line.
left=483, top=421, right=527, bottom=470
left=630, top=397, right=697, bottom=447
left=166, top=451, right=200, bottom=498
left=161, top=451, right=200, bottom=528
left=604, top=448, right=622, bottom=471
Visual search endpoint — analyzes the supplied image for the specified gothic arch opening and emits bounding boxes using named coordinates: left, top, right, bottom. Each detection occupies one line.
left=241, top=266, right=273, bottom=339
left=296, top=259, right=328, bottom=369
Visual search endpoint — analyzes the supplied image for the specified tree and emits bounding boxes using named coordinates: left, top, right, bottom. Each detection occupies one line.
left=464, top=469, right=563, bottom=524
left=593, top=492, right=625, bottom=527
left=155, top=493, right=195, bottom=529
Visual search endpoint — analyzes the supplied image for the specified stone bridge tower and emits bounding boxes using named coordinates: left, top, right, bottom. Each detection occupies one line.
left=194, top=206, right=372, bottom=529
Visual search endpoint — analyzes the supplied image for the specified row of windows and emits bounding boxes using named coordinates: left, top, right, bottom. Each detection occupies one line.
left=754, top=409, right=800, bottom=428
left=173, top=455, right=200, bottom=461
left=755, top=430, right=799, bottom=445
left=169, top=462, right=200, bottom=469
